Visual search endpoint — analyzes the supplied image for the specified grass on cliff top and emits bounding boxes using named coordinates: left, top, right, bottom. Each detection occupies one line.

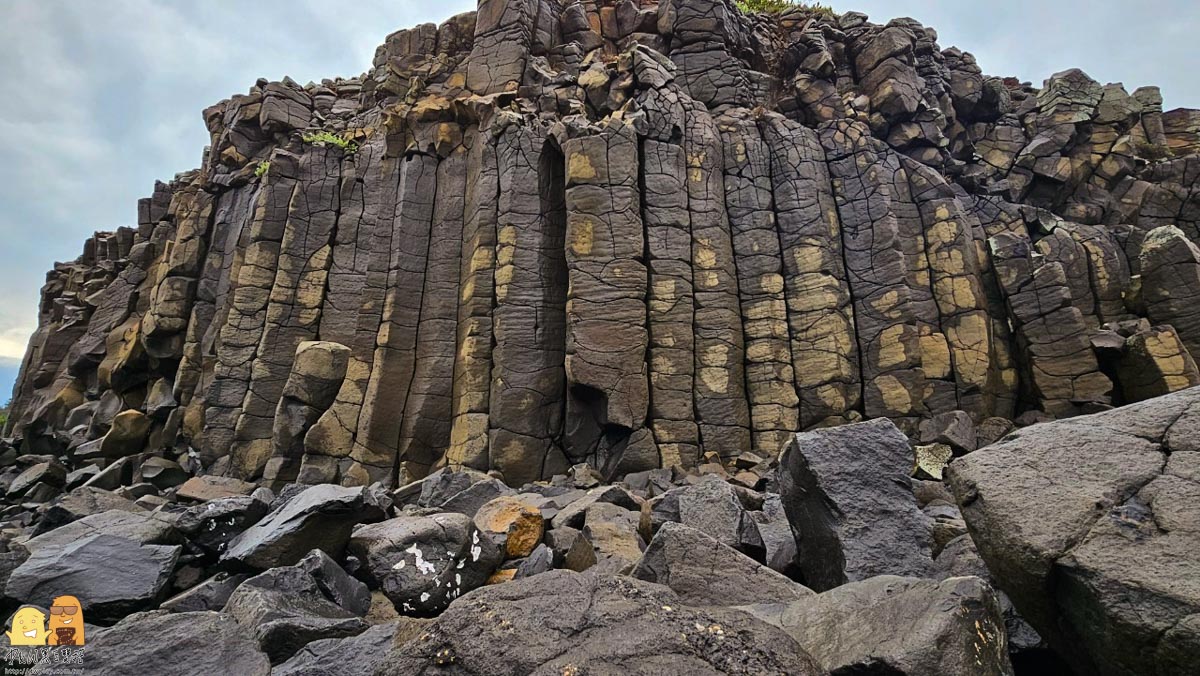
left=736, top=0, right=836, bottom=16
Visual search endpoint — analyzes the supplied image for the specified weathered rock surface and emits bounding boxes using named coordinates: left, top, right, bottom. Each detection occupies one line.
left=779, top=418, right=934, bottom=589
left=375, top=570, right=823, bottom=675
left=740, top=575, right=1014, bottom=675
left=632, top=522, right=812, bottom=606
left=8, top=0, right=1200, bottom=493
left=346, top=511, right=500, bottom=616
left=63, top=610, right=270, bottom=676
left=949, top=386, right=1200, bottom=675
left=2, top=1, right=1200, bottom=672
left=222, top=483, right=387, bottom=569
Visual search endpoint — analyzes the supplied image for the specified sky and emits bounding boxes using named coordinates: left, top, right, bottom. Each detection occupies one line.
left=0, top=0, right=1197, bottom=403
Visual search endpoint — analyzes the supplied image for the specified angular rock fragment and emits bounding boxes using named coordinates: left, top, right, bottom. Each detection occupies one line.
left=223, top=549, right=369, bottom=664
left=779, top=419, right=934, bottom=589
left=6, top=534, right=179, bottom=622
left=222, top=484, right=388, bottom=569
left=632, top=522, right=812, bottom=607
left=740, top=575, right=1013, bottom=676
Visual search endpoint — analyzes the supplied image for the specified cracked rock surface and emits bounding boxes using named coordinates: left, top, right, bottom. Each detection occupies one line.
left=949, top=386, right=1200, bottom=675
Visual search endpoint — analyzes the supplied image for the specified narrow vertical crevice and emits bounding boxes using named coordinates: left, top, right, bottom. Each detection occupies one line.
left=539, top=138, right=569, bottom=463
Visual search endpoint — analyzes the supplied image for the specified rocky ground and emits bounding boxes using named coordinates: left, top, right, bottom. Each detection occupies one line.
left=1, top=390, right=1196, bottom=674
left=3, top=0, right=1200, bottom=673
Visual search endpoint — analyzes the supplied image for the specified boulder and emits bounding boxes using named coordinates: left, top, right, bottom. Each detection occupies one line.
left=739, top=575, right=1013, bottom=675
left=139, top=457, right=188, bottom=490
left=175, top=493, right=270, bottom=557
left=632, top=523, right=812, bottom=606
left=472, top=494, right=545, bottom=559
left=223, top=549, right=370, bottom=664
left=375, top=571, right=823, bottom=675
left=779, top=418, right=934, bottom=590
left=176, top=475, right=258, bottom=502
left=7, top=461, right=66, bottom=497
left=580, top=501, right=645, bottom=575
left=648, top=475, right=763, bottom=556
left=66, top=610, right=269, bottom=675
left=550, top=485, right=640, bottom=529
left=30, top=487, right=142, bottom=538
left=222, top=484, right=388, bottom=569
left=6, top=534, right=179, bottom=622
left=21, top=509, right=178, bottom=555
left=159, top=572, right=247, bottom=613
left=347, top=511, right=500, bottom=616
left=918, top=410, right=977, bottom=453
left=273, top=620, right=428, bottom=676
left=948, top=387, right=1200, bottom=675
left=99, top=410, right=152, bottom=457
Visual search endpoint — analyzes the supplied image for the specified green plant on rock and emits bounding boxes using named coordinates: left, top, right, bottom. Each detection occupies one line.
left=254, top=160, right=270, bottom=178
left=735, top=0, right=835, bottom=17
left=301, top=130, right=358, bottom=155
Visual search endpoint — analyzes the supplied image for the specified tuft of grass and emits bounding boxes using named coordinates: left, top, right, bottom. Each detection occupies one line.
left=301, top=130, right=358, bottom=154
left=254, top=160, right=270, bottom=178
left=1135, top=141, right=1174, bottom=161
left=735, top=0, right=835, bottom=17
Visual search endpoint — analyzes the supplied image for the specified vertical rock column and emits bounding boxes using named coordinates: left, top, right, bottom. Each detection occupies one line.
left=487, top=121, right=570, bottom=485
left=719, top=112, right=799, bottom=456
left=229, top=146, right=344, bottom=479
left=203, top=152, right=300, bottom=466
left=990, top=232, right=1112, bottom=415
left=447, top=122, right=501, bottom=472
left=395, top=124, right=469, bottom=482
left=903, top=159, right=995, bottom=417
left=142, top=185, right=213, bottom=363
left=305, top=135, right=404, bottom=483
left=821, top=121, right=925, bottom=426
left=562, top=121, right=651, bottom=471
left=686, top=104, right=751, bottom=460
left=174, top=183, right=257, bottom=428
left=1139, top=225, right=1200, bottom=358
left=264, top=340, right=350, bottom=487
left=348, top=151, right=439, bottom=486
left=639, top=89, right=700, bottom=470
left=760, top=115, right=860, bottom=429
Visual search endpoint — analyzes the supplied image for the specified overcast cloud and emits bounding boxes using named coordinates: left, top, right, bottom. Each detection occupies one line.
left=1, top=0, right=1197, bottom=400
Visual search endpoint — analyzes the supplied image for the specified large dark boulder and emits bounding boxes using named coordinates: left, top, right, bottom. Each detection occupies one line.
left=632, top=522, right=812, bottom=606
left=272, top=620, right=428, bottom=676
left=221, top=484, right=388, bottom=570
left=222, top=549, right=370, bottom=664
left=779, top=418, right=934, bottom=590
left=55, top=610, right=270, bottom=675
left=740, top=575, right=1014, bottom=675
left=175, top=492, right=270, bottom=557
left=346, top=511, right=500, bottom=616
left=375, top=570, right=823, bottom=675
left=6, top=534, right=179, bottom=622
left=948, top=387, right=1200, bottom=675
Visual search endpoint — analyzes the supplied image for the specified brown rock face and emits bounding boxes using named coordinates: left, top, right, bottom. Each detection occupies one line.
left=7, top=0, right=1200, bottom=486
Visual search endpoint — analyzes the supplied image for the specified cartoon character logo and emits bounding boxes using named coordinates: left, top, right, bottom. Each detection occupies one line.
left=47, top=596, right=85, bottom=646
left=6, top=607, right=47, bottom=646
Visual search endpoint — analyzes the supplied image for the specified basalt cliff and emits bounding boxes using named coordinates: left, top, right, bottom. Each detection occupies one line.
left=2, top=2, right=1199, bottom=674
